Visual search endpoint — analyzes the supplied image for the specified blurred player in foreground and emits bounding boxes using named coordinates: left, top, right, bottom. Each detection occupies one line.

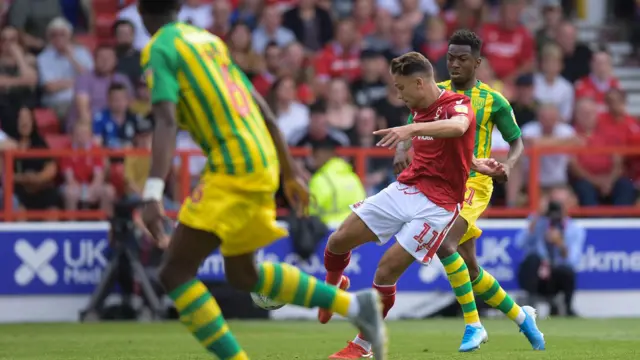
left=136, top=1, right=387, bottom=359
left=327, top=30, right=545, bottom=359
left=318, top=51, right=507, bottom=358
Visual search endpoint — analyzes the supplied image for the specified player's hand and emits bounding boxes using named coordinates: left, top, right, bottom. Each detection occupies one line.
left=283, top=176, right=310, bottom=217
left=473, top=158, right=507, bottom=180
left=393, top=148, right=411, bottom=175
left=373, top=125, right=414, bottom=149
left=141, top=200, right=170, bottom=249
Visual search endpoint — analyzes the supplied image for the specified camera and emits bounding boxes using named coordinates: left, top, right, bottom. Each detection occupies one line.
left=546, top=201, right=564, bottom=228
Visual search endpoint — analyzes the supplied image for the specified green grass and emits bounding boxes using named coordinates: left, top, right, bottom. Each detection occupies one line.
left=0, top=318, right=638, bottom=359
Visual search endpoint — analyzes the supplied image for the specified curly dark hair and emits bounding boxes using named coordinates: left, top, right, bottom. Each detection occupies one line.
left=449, top=29, right=483, bottom=57
left=138, top=0, right=181, bottom=15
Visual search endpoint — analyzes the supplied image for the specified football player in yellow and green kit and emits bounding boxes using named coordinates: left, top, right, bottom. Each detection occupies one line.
left=136, top=1, right=387, bottom=359
left=327, top=30, right=544, bottom=359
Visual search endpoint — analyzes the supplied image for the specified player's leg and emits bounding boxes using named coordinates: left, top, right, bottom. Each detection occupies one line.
left=330, top=244, right=411, bottom=359
left=433, top=216, right=487, bottom=352
left=321, top=184, right=407, bottom=324
left=458, top=228, right=544, bottom=349
left=224, top=252, right=387, bottom=360
left=158, top=224, right=250, bottom=360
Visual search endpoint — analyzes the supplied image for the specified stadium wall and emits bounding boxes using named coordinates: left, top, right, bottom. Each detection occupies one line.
left=0, top=219, right=639, bottom=323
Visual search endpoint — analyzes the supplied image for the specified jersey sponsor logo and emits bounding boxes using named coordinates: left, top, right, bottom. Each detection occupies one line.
left=454, top=105, right=469, bottom=114
left=472, top=97, right=485, bottom=111
left=413, top=136, right=434, bottom=141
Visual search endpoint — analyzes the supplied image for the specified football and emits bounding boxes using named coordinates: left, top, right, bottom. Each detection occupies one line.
left=250, top=293, right=286, bottom=310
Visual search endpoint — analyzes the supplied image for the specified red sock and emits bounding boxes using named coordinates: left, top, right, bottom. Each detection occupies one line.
left=358, top=283, right=396, bottom=340
left=324, top=248, right=351, bottom=285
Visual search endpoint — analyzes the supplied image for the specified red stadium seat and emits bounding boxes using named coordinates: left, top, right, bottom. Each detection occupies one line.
left=109, top=162, right=126, bottom=196
left=74, top=34, right=98, bottom=52
left=34, top=108, right=60, bottom=135
left=95, top=13, right=117, bottom=40
left=44, top=134, right=71, bottom=149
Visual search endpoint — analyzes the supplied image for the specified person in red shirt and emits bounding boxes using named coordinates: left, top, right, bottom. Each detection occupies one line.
left=570, top=98, right=636, bottom=206
left=61, top=122, right=116, bottom=217
left=317, top=52, right=505, bottom=355
left=598, top=88, right=640, bottom=187
left=574, top=51, right=620, bottom=113
left=314, top=18, right=362, bottom=87
left=353, top=0, right=376, bottom=37
left=251, top=42, right=282, bottom=98
left=479, top=0, right=535, bottom=83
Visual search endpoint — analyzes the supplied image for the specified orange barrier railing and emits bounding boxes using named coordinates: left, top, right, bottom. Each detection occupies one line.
left=2, top=146, right=640, bottom=221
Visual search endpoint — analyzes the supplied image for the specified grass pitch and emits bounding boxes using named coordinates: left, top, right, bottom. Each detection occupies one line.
left=0, top=318, right=638, bottom=359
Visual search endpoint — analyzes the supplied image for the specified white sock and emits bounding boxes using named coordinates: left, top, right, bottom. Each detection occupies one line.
left=353, top=335, right=372, bottom=352
left=469, top=321, right=482, bottom=328
left=346, top=294, right=359, bottom=317
left=514, top=308, right=526, bottom=325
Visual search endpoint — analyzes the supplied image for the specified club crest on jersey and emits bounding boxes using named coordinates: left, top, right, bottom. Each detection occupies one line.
left=472, top=97, right=485, bottom=111
left=434, top=106, right=443, bottom=120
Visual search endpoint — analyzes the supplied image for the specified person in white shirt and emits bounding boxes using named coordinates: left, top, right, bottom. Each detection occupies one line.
left=533, top=43, right=574, bottom=122
left=178, top=0, right=213, bottom=29
left=521, top=103, right=583, bottom=189
left=117, top=3, right=150, bottom=51
left=270, top=75, right=310, bottom=144
left=252, top=4, right=296, bottom=54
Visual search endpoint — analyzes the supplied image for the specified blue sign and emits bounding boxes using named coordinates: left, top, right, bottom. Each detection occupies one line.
left=0, top=220, right=639, bottom=295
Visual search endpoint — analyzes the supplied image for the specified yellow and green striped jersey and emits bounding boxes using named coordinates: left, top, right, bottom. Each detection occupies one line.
left=141, top=22, right=279, bottom=192
left=408, top=80, right=521, bottom=183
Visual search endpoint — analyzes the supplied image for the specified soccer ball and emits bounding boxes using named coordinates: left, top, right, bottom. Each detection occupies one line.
left=250, top=293, right=285, bottom=310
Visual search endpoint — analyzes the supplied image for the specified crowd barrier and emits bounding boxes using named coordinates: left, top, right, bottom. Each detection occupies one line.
left=0, top=218, right=638, bottom=322
left=2, top=145, right=640, bottom=221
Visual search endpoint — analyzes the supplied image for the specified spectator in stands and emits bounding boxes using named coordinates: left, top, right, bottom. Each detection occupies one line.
left=252, top=5, right=295, bottom=54
left=534, top=0, right=564, bottom=52
left=0, top=127, right=18, bottom=211
left=517, top=190, right=585, bottom=316
left=362, top=8, right=393, bottom=52
left=353, top=0, right=375, bottom=37
left=290, top=100, right=350, bottom=150
left=326, top=78, right=358, bottom=136
left=61, top=122, right=115, bottom=217
left=353, top=107, right=393, bottom=194
left=252, top=42, right=281, bottom=97
left=395, top=0, right=428, bottom=30
left=174, top=130, right=206, bottom=191
left=113, top=19, right=142, bottom=88
left=38, top=17, right=93, bottom=121
left=575, top=51, right=619, bottom=113
left=373, top=83, right=411, bottom=130
left=533, top=43, right=574, bottom=122
left=351, top=49, right=387, bottom=107
left=0, top=26, right=38, bottom=138
left=477, top=60, right=511, bottom=99
left=117, top=1, right=150, bottom=51
left=92, top=83, right=140, bottom=149
left=521, top=103, right=581, bottom=190
left=377, top=0, right=440, bottom=20
left=227, top=23, right=262, bottom=78
left=178, top=0, right=213, bottom=29
left=309, top=138, right=366, bottom=225
left=382, top=18, right=415, bottom=62
left=479, top=0, right=535, bottom=83
left=556, top=21, right=592, bottom=83
left=12, top=106, right=59, bottom=212
left=69, top=45, right=133, bottom=129
left=598, top=88, right=640, bottom=145
left=570, top=98, right=636, bottom=206
left=7, top=0, right=62, bottom=53
left=230, top=0, right=261, bottom=30
left=282, top=0, right=334, bottom=52
left=442, top=0, right=485, bottom=37
left=269, top=75, right=310, bottom=144
left=208, top=0, right=232, bottom=38
left=420, top=16, right=448, bottom=66
left=281, top=41, right=314, bottom=104
left=511, top=73, right=537, bottom=128
left=314, top=18, right=361, bottom=89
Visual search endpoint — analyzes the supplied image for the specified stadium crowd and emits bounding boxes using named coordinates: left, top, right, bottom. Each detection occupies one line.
left=0, top=0, right=639, bottom=220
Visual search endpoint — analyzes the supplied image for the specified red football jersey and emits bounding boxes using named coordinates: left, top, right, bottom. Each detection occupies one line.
left=397, top=91, right=476, bottom=211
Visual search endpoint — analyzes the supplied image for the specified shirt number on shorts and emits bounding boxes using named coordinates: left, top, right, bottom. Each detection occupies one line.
left=464, top=187, right=476, bottom=206
left=414, top=223, right=439, bottom=252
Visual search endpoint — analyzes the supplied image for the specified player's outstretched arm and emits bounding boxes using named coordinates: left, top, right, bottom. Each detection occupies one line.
left=373, top=116, right=470, bottom=149
left=251, top=89, right=310, bottom=215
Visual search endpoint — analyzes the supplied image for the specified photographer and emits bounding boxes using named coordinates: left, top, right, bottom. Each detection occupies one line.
left=516, top=192, right=586, bottom=316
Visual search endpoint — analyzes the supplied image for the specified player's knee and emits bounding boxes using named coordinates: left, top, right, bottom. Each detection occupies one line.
left=226, top=267, right=259, bottom=292
left=158, top=260, right=192, bottom=293
left=327, top=227, right=351, bottom=254
left=373, top=263, right=401, bottom=286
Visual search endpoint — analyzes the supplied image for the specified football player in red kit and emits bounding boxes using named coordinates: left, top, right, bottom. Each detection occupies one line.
left=318, top=52, right=504, bottom=358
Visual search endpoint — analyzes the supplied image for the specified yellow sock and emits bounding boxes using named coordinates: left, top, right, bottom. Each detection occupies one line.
left=472, top=267, right=524, bottom=324
left=252, top=262, right=353, bottom=316
left=441, top=253, right=481, bottom=325
left=170, top=279, right=249, bottom=359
